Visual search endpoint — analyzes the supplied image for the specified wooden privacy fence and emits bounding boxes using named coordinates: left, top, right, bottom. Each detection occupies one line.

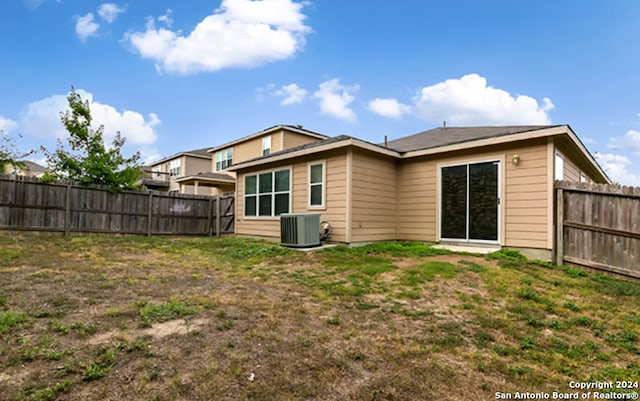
left=555, top=181, right=640, bottom=278
left=0, top=174, right=235, bottom=236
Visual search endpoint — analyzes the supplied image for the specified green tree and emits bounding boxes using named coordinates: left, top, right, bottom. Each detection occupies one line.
left=0, top=131, right=33, bottom=174
left=42, top=88, right=143, bottom=191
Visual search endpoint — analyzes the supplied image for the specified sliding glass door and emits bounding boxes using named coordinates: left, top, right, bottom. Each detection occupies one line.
left=440, top=161, right=500, bottom=242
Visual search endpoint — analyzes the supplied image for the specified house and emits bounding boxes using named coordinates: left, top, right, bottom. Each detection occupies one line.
left=3, top=160, right=49, bottom=178
left=176, top=125, right=328, bottom=195
left=141, top=147, right=215, bottom=195
left=227, top=124, right=609, bottom=261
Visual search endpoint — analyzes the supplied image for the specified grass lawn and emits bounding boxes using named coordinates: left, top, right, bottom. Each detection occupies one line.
left=0, top=234, right=639, bottom=401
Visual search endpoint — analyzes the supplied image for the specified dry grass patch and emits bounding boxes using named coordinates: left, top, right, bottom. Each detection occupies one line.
left=0, top=235, right=638, bottom=400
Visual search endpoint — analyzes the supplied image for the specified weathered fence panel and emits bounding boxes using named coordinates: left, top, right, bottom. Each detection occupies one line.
left=555, top=181, right=640, bottom=278
left=0, top=174, right=235, bottom=236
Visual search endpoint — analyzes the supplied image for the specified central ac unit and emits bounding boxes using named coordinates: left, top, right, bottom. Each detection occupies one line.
left=280, top=213, right=321, bottom=248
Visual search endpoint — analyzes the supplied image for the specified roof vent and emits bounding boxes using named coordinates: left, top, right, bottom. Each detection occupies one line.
left=443, top=121, right=447, bottom=129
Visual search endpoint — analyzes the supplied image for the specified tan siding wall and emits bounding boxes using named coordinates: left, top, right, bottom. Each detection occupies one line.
left=185, top=157, right=211, bottom=176
left=397, top=159, right=438, bottom=241
left=503, top=141, right=549, bottom=249
left=235, top=150, right=348, bottom=242
left=180, top=156, right=214, bottom=195
left=397, top=139, right=551, bottom=250
left=283, top=131, right=321, bottom=150
left=218, top=130, right=321, bottom=171
left=231, top=137, right=264, bottom=167
left=558, top=151, right=580, bottom=182
left=350, top=150, right=397, bottom=242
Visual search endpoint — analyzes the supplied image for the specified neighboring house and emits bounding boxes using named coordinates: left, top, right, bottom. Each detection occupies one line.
left=142, top=148, right=213, bottom=195
left=179, top=125, right=328, bottom=195
left=227, top=125, right=609, bottom=261
left=3, top=160, right=49, bottom=178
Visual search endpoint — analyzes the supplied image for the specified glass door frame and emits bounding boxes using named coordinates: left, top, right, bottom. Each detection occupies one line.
left=437, top=157, right=503, bottom=245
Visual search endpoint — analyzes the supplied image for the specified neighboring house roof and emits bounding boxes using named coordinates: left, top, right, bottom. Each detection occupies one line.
left=19, top=160, right=49, bottom=173
left=384, top=125, right=557, bottom=152
left=174, top=172, right=235, bottom=184
left=149, top=147, right=212, bottom=166
left=207, top=124, right=329, bottom=153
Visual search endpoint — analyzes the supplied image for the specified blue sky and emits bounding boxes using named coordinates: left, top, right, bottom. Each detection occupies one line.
left=2, top=1, right=640, bottom=185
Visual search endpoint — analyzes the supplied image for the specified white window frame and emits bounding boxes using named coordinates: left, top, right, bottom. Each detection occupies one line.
left=243, top=167, right=291, bottom=218
left=169, top=159, right=181, bottom=176
left=580, top=172, right=587, bottom=183
left=216, top=149, right=233, bottom=171
left=262, top=136, right=272, bottom=157
left=555, top=153, right=564, bottom=181
left=308, top=161, right=326, bottom=209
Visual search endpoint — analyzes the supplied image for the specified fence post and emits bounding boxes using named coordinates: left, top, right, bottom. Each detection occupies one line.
left=555, top=187, right=564, bottom=265
left=64, top=183, right=71, bottom=236
left=147, top=192, right=153, bottom=236
left=216, top=194, right=221, bottom=237
left=207, top=197, right=213, bottom=237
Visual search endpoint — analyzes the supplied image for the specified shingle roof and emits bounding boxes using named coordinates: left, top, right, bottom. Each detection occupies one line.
left=175, top=172, right=235, bottom=183
left=20, top=160, right=49, bottom=172
left=384, top=125, right=560, bottom=152
left=149, top=147, right=212, bottom=166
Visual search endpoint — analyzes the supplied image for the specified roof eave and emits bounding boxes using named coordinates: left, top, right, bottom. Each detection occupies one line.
left=226, top=138, right=401, bottom=171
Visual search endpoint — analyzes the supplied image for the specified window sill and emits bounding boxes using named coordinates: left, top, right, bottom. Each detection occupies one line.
left=243, top=216, right=281, bottom=220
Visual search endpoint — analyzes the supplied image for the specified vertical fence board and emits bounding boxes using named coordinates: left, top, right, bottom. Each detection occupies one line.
left=556, top=181, right=640, bottom=278
left=0, top=174, right=235, bottom=237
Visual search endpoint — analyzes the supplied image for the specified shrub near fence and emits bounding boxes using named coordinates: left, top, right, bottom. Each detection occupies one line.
left=555, top=180, right=640, bottom=278
left=0, top=174, right=234, bottom=236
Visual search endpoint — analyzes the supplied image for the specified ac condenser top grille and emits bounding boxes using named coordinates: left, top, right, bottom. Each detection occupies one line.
left=280, top=213, right=321, bottom=248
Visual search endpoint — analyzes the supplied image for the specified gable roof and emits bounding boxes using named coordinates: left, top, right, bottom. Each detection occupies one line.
left=384, top=125, right=558, bottom=152
left=227, top=124, right=609, bottom=183
left=148, top=147, right=212, bottom=166
left=207, top=124, right=328, bottom=153
left=19, top=160, right=49, bottom=173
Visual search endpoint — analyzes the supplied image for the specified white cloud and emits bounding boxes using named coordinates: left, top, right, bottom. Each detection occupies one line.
left=368, top=98, right=411, bottom=119
left=608, top=130, right=640, bottom=155
left=594, top=152, right=640, bottom=186
left=158, top=9, right=174, bottom=27
left=76, top=13, right=100, bottom=42
left=19, top=89, right=160, bottom=146
left=0, top=116, right=18, bottom=133
left=98, top=3, right=125, bottom=23
left=313, top=78, right=359, bottom=122
left=125, top=0, right=311, bottom=75
left=405, top=73, right=554, bottom=125
left=273, top=83, right=307, bottom=105
left=22, top=0, right=47, bottom=11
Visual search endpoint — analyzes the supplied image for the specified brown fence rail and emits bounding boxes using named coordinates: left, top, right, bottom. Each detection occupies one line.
left=555, top=181, right=640, bottom=278
left=0, top=174, right=235, bottom=236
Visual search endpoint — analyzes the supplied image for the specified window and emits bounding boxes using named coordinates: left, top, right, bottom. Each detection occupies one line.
left=216, top=149, right=233, bottom=171
left=309, top=162, right=325, bottom=208
left=244, top=169, right=290, bottom=217
left=580, top=172, right=587, bottom=183
left=262, top=136, right=271, bottom=157
left=169, top=159, right=181, bottom=176
left=440, top=161, right=500, bottom=242
left=555, top=154, right=564, bottom=181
